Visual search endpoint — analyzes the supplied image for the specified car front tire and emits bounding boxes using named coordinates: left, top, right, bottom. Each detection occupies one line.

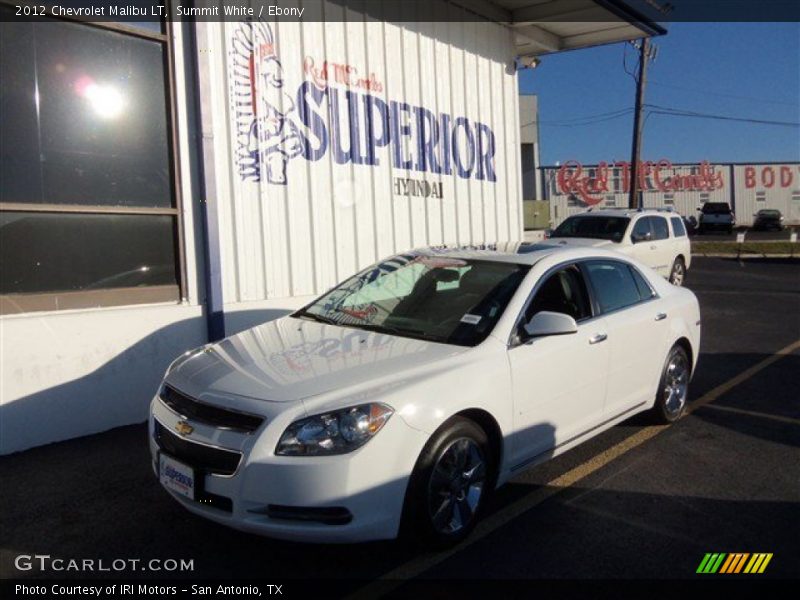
left=401, top=416, right=494, bottom=547
left=651, top=345, right=691, bottom=424
left=669, top=257, right=686, bottom=287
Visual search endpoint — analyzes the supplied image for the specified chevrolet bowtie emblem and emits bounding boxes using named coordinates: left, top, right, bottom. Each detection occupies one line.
left=175, top=421, right=194, bottom=436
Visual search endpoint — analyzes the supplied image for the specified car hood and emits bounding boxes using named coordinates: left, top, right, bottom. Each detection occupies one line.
left=542, top=238, right=617, bottom=249
left=166, top=317, right=466, bottom=403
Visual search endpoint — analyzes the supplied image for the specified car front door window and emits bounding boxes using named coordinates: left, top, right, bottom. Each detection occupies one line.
left=508, top=264, right=608, bottom=466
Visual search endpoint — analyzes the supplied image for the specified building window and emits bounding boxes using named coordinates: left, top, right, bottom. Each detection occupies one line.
left=663, top=194, right=675, bottom=205
left=699, top=192, right=710, bottom=203
left=756, top=191, right=767, bottom=202
left=0, top=7, right=182, bottom=314
left=612, top=168, right=622, bottom=194
left=605, top=195, right=616, bottom=207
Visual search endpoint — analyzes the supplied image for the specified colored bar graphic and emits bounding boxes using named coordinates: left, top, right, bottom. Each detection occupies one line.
left=744, top=554, right=759, bottom=573
left=733, top=553, right=750, bottom=573
left=700, top=552, right=773, bottom=574
left=718, top=554, right=734, bottom=573
left=710, top=553, right=726, bottom=573
left=758, top=553, right=773, bottom=573
left=697, top=553, right=713, bottom=573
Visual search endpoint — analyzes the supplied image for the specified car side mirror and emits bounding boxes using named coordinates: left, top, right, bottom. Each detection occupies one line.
left=631, top=231, right=651, bottom=244
left=523, top=311, right=578, bottom=338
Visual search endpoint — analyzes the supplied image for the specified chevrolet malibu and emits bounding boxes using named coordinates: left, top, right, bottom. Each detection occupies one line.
left=150, top=245, right=700, bottom=544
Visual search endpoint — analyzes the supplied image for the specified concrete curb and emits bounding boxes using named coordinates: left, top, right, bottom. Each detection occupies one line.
left=694, top=253, right=799, bottom=259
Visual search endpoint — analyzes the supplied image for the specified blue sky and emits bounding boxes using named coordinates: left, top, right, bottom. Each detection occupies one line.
left=519, top=22, right=800, bottom=166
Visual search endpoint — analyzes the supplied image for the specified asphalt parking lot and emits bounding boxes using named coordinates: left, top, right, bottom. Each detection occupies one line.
left=1, top=257, right=798, bottom=589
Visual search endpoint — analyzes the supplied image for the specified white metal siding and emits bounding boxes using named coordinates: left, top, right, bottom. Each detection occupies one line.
left=200, top=4, right=522, bottom=306
left=544, top=164, right=730, bottom=226
left=733, top=164, right=800, bottom=226
left=542, top=163, right=800, bottom=227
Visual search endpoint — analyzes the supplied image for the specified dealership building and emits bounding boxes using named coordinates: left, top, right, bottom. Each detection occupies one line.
left=541, top=161, right=800, bottom=227
left=0, top=0, right=667, bottom=454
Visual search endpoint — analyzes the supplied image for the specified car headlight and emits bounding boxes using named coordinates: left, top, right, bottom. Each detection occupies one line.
left=275, top=403, right=393, bottom=456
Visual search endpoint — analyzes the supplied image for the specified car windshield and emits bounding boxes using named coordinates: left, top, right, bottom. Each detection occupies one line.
left=550, top=216, right=630, bottom=243
left=758, top=210, right=780, bottom=217
left=702, top=203, right=731, bottom=214
left=293, top=254, right=529, bottom=347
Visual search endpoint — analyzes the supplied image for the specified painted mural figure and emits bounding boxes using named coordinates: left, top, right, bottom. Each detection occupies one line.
left=228, top=22, right=499, bottom=188
left=230, top=22, right=303, bottom=185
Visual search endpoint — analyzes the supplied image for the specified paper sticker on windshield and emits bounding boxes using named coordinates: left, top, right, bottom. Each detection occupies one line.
left=460, top=314, right=482, bottom=325
left=417, top=256, right=467, bottom=269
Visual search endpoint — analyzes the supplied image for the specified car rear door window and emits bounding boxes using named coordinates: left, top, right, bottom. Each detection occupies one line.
left=629, top=266, right=656, bottom=300
left=652, top=217, right=670, bottom=240
left=585, top=261, right=643, bottom=313
left=670, top=216, right=687, bottom=237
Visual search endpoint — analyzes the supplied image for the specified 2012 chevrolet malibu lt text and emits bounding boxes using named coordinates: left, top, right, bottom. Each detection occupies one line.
left=150, top=245, right=700, bottom=544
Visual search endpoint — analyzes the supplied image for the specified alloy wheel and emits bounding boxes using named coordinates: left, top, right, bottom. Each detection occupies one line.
left=663, top=352, right=689, bottom=418
left=670, top=260, right=685, bottom=286
left=427, top=438, right=486, bottom=535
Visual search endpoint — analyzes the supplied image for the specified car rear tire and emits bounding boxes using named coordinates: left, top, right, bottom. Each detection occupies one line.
left=401, top=417, right=494, bottom=547
left=650, top=345, right=691, bottom=424
left=669, top=257, right=686, bottom=287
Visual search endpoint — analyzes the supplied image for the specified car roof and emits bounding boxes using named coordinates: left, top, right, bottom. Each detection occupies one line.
left=412, top=243, right=622, bottom=266
left=563, top=208, right=678, bottom=219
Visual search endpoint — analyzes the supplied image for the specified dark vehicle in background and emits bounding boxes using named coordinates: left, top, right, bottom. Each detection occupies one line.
left=698, top=202, right=735, bottom=234
left=682, top=215, right=698, bottom=236
left=751, top=209, right=785, bottom=231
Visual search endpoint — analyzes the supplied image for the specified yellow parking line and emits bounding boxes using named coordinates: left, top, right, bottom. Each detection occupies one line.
left=347, top=339, right=800, bottom=600
left=686, top=340, right=800, bottom=414
left=699, top=404, right=800, bottom=426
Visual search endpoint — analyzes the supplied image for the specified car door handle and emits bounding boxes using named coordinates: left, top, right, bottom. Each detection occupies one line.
left=655, top=312, right=667, bottom=321
left=589, top=333, right=608, bottom=345
left=650, top=244, right=657, bottom=250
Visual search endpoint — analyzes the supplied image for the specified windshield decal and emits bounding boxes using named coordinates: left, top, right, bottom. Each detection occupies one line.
left=460, top=314, right=482, bottom=325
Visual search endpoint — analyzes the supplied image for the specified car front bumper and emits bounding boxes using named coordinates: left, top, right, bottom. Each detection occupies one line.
left=149, top=396, right=429, bottom=543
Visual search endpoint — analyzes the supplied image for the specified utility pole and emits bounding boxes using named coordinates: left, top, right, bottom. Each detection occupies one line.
left=628, top=37, right=651, bottom=209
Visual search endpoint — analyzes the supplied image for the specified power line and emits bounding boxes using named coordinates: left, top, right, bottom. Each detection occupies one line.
left=648, top=79, right=798, bottom=107
left=645, top=103, right=800, bottom=127
left=622, top=41, right=640, bottom=83
left=538, top=108, right=634, bottom=126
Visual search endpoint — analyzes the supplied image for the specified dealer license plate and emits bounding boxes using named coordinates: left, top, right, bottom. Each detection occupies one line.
left=159, top=453, right=195, bottom=500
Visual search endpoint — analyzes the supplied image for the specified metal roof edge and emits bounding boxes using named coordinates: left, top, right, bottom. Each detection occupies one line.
left=592, top=0, right=668, bottom=37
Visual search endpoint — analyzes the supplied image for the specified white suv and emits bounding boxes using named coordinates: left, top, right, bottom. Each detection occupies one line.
left=546, top=209, right=692, bottom=286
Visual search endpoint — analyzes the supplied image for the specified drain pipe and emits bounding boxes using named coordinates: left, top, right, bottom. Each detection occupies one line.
left=187, top=17, right=225, bottom=342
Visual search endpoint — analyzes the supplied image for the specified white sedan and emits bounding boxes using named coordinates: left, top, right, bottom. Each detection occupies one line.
left=149, top=245, right=700, bottom=544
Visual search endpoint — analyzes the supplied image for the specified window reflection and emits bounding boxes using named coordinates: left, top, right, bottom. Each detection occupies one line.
left=0, top=212, right=178, bottom=294
left=0, top=13, right=173, bottom=207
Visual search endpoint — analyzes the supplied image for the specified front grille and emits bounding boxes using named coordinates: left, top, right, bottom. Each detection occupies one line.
left=154, top=421, right=242, bottom=476
left=260, top=505, right=353, bottom=525
left=160, top=385, right=264, bottom=433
